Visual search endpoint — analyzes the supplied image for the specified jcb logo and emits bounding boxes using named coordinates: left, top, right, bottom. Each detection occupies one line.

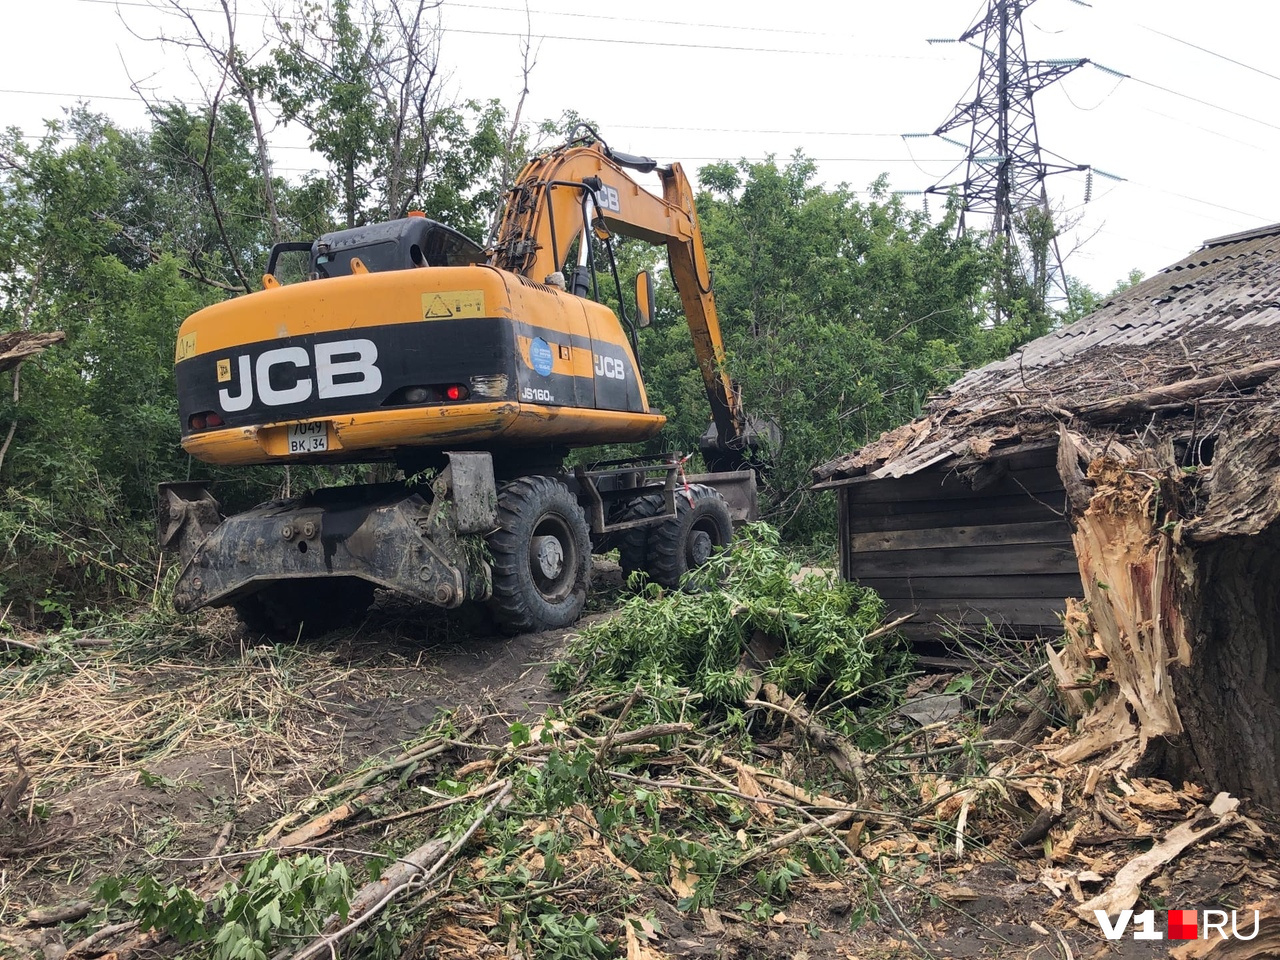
left=594, top=354, right=626, bottom=381
left=218, top=338, right=383, bottom=412
left=596, top=184, right=621, bottom=213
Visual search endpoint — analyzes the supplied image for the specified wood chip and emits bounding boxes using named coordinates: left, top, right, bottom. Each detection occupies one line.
left=699, top=908, right=724, bottom=934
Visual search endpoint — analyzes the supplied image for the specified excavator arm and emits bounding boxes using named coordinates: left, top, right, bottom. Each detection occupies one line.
left=491, top=136, right=764, bottom=468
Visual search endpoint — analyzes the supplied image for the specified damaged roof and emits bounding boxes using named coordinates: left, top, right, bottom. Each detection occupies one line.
left=815, top=222, right=1280, bottom=483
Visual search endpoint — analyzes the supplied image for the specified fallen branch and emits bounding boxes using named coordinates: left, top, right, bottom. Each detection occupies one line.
left=718, top=755, right=845, bottom=809
left=262, top=725, right=482, bottom=847
left=316, top=723, right=480, bottom=800
left=283, top=779, right=513, bottom=960
left=1072, top=358, right=1280, bottom=423
left=738, top=810, right=853, bottom=865
left=329, top=778, right=509, bottom=839
left=749, top=684, right=866, bottom=795
left=203, top=821, right=234, bottom=874
left=64, top=920, right=141, bottom=958
left=21, top=899, right=93, bottom=926
left=591, top=681, right=643, bottom=771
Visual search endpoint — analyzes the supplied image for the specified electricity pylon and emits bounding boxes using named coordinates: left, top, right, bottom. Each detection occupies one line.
left=925, top=0, right=1088, bottom=312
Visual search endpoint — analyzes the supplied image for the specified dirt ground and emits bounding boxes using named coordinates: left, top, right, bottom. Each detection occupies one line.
left=2, top=562, right=1277, bottom=959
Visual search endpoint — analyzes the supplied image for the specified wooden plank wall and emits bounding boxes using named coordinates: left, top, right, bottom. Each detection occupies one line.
left=839, top=446, right=1081, bottom=640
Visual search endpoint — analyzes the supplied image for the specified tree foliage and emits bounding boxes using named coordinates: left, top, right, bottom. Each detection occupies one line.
left=635, top=156, right=999, bottom=540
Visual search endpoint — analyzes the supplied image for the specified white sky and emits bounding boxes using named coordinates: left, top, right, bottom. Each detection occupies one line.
left=3, top=0, right=1278, bottom=295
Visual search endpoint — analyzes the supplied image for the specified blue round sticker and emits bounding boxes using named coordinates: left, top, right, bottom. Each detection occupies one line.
left=529, top=337, right=554, bottom=377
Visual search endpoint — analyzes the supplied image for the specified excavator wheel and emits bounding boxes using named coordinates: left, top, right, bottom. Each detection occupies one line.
left=233, top=577, right=375, bottom=640
left=645, top=484, right=734, bottom=590
left=615, top=493, right=668, bottom=579
left=486, top=476, right=592, bottom=634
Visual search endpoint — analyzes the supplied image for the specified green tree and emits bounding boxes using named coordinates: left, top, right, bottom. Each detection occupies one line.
left=266, top=0, right=510, bottom=236
left=633, top=155, right=995, bottom=541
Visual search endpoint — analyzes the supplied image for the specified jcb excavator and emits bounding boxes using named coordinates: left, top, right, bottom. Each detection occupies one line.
left=160, top=129, right=768, bottom=635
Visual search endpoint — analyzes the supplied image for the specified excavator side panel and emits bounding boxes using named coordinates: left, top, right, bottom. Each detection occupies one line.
left=580, top=298, right=649, bottom=414
left=503, top=275, right=596, bottom=411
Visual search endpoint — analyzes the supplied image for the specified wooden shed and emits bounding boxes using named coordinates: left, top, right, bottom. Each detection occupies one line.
left=819, top=441, right=1076, bottom=642
left=814, top=222, right=1280, bottom=809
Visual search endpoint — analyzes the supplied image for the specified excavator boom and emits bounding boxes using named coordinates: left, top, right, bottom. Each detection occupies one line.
left=491, top=138, right=756, bottom=467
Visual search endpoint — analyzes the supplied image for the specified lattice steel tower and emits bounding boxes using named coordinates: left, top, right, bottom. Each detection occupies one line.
left=926, top=0, right=1088, bottom=307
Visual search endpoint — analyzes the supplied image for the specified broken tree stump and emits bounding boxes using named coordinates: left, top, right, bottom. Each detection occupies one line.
left=1055, top=427, right=1280, bottom=810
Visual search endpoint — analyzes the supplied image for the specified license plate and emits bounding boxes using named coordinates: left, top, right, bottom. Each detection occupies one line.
left=287, top=421, right=328, bottom=454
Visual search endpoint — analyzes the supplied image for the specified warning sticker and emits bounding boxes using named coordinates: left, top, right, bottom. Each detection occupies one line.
left=422, top=289, right=486, bottom=320
left=175, top=332, right=197, bottom=363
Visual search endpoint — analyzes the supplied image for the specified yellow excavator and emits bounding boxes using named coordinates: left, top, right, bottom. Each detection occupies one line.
left=160, top=128, right=769, bottom=634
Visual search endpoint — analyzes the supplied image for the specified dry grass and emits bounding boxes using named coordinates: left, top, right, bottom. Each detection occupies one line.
left=0, top=619, right=416, bottom=831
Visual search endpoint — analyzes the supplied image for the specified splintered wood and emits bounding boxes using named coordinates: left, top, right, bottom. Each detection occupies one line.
left=1048, top=430, right=1198, bottom=780
left=0, top=330, right=66, bottom=374
left=1067, top=446, right=1190, bottom=739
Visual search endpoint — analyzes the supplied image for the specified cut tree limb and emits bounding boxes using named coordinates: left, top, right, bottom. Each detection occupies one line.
left=1071, top=358, right=1280, bottom=423
left=738, top=810, right=854, bottom=865
left=749, top=684, right=866, bottom=796
left=0, top=331, right=65, bottom=374
left=21, top=901, right=93, bottom=927
left=1170, top=897, right=1280, bottom=959
left=282, top=779, right=513, bottom=960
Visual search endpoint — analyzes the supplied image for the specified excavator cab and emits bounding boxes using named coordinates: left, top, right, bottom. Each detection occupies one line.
left=263, top=215, right=486, bottom=283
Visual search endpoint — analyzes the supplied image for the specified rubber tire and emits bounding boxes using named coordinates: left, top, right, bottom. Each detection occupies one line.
left=486, top=476, right=592, bottom=634
left=233, top=578, right=375, bottom=640
left=646, top=484, right=734, bottom=589
left=615, top=493, right=667, bottom=578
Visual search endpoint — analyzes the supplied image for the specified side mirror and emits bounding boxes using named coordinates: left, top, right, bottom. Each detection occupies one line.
left=634, top=270, right=655, bottom=328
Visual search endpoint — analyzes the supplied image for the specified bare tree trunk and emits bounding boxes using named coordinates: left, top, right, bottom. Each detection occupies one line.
left=0, top=365, right=22, bottom=478
left=216, top=0, right=282, bottom=242
left=344, top=158, right=357, bottom=229
left=378, top=0, right=440, bottom=218
left=136, top=2, right=282, bottom=244
left=1173, top=517, right=1280, bottom=808
left=488, top=2, right=538, bottom=245
left=122, top=7, right=251, bottom=292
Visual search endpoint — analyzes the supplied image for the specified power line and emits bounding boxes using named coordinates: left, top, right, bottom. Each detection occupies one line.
left=68, top=0, right=852, bottom=41
left=440, top=0, right=854, bottom=41
left=62, top=0, right=945, bottom=60
left=1116, top=70, right=1280, bottom=134
left=1123, top=177, right=1274, bottom=222
left=0, top=87, right=140, bottom=103
left=1136, top=23, right=1280, bottom=84
left=605, top=124, right=903, bottom=138
left=1133, top=105, right=1268, bottom=153
left=0, top=98, right=927, bottom=143
left=1040, top=1, right=1280, bottom=87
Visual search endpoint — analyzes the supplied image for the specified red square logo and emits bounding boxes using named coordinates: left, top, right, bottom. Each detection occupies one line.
left=1169, top=909, right=1199, bottom=940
